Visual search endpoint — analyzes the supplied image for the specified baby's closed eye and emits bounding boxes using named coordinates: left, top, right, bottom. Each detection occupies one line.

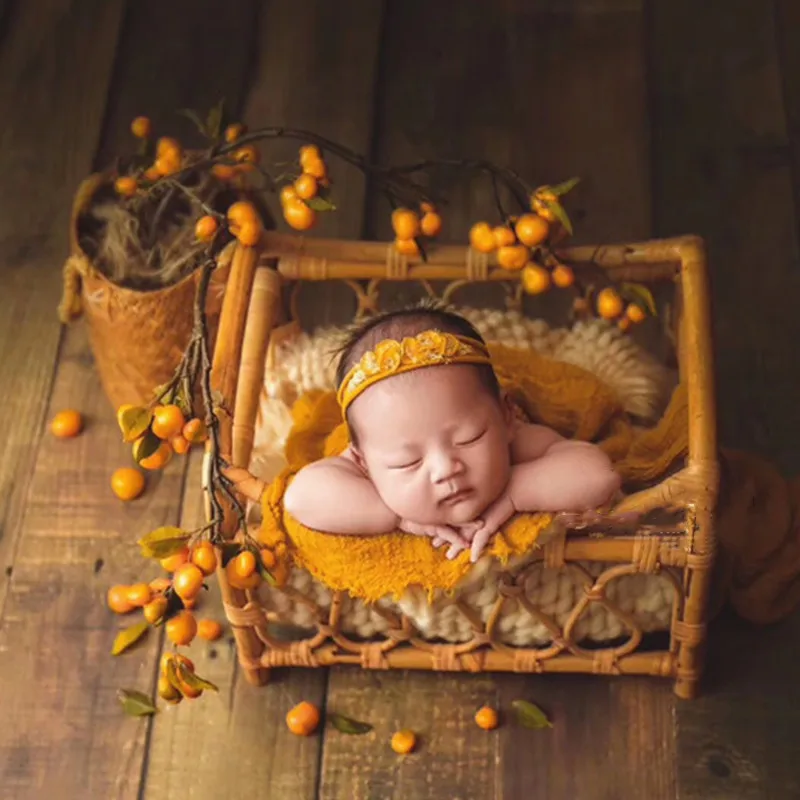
left=455, top=428, right=487, bottom=446
left=387, top=457, right=422, bottom=471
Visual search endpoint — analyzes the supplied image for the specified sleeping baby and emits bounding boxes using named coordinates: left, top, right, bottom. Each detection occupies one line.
left=283, top=303, right=622, bottom=563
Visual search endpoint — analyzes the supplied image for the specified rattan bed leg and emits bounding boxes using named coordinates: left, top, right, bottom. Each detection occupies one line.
left=204, top=243, right=271, bottom=685
left=673, top=507, right=715, bottom=699
left=674, top=637, right=704, bottom=699
left=216, top=567, right=270, bottom=686
left=243, top=665, right=270, bottom=686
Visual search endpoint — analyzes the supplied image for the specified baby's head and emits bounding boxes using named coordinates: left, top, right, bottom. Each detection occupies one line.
left=335, top=303, right=514, bottom=526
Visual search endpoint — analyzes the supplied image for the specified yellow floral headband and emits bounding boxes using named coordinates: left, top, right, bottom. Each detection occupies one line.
left=337, top=329, right=493, bottom=413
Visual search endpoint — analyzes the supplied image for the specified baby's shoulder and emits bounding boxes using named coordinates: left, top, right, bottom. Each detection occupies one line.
left=509, top=420, right=564, bottom=463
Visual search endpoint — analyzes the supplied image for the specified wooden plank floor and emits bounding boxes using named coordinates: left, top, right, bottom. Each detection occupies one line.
left=0, top=0, right=799, bottom=797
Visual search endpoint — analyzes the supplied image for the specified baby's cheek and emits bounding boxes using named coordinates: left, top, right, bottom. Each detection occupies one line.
left=474, top=440, right=511, bottom=482
left=374, top=473, right=414, bottom=514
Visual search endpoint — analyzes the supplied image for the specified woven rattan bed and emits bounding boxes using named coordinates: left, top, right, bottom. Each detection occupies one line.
left=207, top=231, right=718, bottom=700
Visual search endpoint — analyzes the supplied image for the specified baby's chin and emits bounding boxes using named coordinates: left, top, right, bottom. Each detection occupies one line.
left=442, top=499, right=494, bottom=526
left=405, top=493, right=493, bottom=528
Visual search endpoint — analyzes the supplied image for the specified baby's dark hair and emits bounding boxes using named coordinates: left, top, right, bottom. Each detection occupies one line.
left=335, top=301, right=500, bottom=441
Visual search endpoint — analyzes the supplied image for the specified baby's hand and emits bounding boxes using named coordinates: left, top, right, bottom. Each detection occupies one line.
left=469, top=491, right=516, bottom=563
left=429, top=521, right=484, bottom=559
left=400, top=519, right=480, bottom=560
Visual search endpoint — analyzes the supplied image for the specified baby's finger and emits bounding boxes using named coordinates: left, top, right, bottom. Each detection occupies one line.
left=434, top=526, right=469, bottom=548
left=457, top=520, right=483, bottom=541
left=470, top=526, right=493, bottom=563
left=431, top=535, right=447, bottom=548
left=446, top=541, right=466, bottom=560
left=399, top=520, right=423, bottom=536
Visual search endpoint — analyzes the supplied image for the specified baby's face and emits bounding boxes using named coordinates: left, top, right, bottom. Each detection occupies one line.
left=350, top=364, right=513, bottom=526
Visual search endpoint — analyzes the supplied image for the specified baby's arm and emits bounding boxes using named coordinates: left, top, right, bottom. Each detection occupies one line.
left=283, top=449, right=400, bottom=535
left=468, top=423, right=620, bottom=562
left=283, top=449, right=471, bottom=549
left=508, top=423, right=621, bottom=512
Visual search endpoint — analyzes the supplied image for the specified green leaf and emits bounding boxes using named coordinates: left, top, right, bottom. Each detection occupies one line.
left=206, top=99, right=226, bottom=141
left=219, top=543, right=242, bottom=567
left=161, top=587, right=186, bottom=621
left=117, top=688, right=158, bottom=717
left=305, top=194, right=337, bottom=212
left=511, top=699, right=553, bottom=729
left=620, top=281, right=658, bottom=317
left=329, top=713, right=373, bottom=735
left=141, top=538, right=191, bottom=560
left=152, top=381, right=173, bottom=402
left=138, top=525, right=190, bottom=549
left=111, top=620, right=150, bottom=656
left=544, top=199, right=573, bottom=236
left=137, top=526, right=191, bottom=559
left=332, top=712, right=374, bottom=735
left=164, top=657, right=182, bottom=693
left=548, top=176, right=581, bottom=196
left=132, top=429, right=162, bottom=463
left=118, top=405, right=153, bottom=443
left=174, top=384, right=193, bottom=419
left=177, top=661, right=219, bottom=693
left=177, top=107, right=208, bottom=137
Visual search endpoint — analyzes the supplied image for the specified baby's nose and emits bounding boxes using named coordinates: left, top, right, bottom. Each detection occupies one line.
left=430, top=452, right=463, bottom=483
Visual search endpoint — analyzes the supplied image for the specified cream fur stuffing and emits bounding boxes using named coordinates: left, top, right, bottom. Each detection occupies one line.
left=247, top=307, right=679, bottom=646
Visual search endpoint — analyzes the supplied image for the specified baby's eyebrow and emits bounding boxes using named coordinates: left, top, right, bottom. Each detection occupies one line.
left=386, top=442, right=418, bottom=454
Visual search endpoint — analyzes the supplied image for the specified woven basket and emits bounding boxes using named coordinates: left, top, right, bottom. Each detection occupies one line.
left=58, top=170, right=262, bottom=411
left=203, top=232, right=720, bottom=701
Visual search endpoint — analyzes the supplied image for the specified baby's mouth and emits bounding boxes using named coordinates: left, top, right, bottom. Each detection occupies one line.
left=440, top=487, right=473, bottom=506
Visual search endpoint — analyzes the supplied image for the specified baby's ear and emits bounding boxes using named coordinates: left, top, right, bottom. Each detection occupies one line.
left=349, top=444, right=368, bottom=472
left=499, top=391, right=517, bottom=437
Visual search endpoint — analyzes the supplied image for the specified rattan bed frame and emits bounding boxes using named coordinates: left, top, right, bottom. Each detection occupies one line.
left=207, top=232, right=718, bottom=700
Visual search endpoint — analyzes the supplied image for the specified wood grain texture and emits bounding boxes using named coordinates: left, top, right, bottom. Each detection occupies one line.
left=0, top=0, right=13, bottom=46
left=366, top=0, right=525, bottom=244
left=0, top=0, right=122, bottom=242
left=775, top=0, right=800, bottom=273
left=364, top=0, right=650, bottom=314
left=503, top=0, right=651, bottom=244
left=142, top=454, right=327, bottom=800
left=498, top=676, right=677, bottom=799
left=648, top=2, right=800, bottom=795
left=368, top=0, right=650, bottom=245
left=319, top=669, right=499, bottom=800
left=648, top=0, right=800, bottom=472
left=93, top=0, right=260, bottom=169
left=675, top=610, right=800, bottom=799
left=0, top=0, right=125, bottom=613
left=241, top=0, right=386, bottom=328
left=364, top=0, right=531, bottom=312
left=0, top=324, right=188, bottom=799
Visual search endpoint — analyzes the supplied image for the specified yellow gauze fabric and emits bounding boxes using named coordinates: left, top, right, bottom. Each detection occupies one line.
left=259, top=344, right=690, bottom=604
